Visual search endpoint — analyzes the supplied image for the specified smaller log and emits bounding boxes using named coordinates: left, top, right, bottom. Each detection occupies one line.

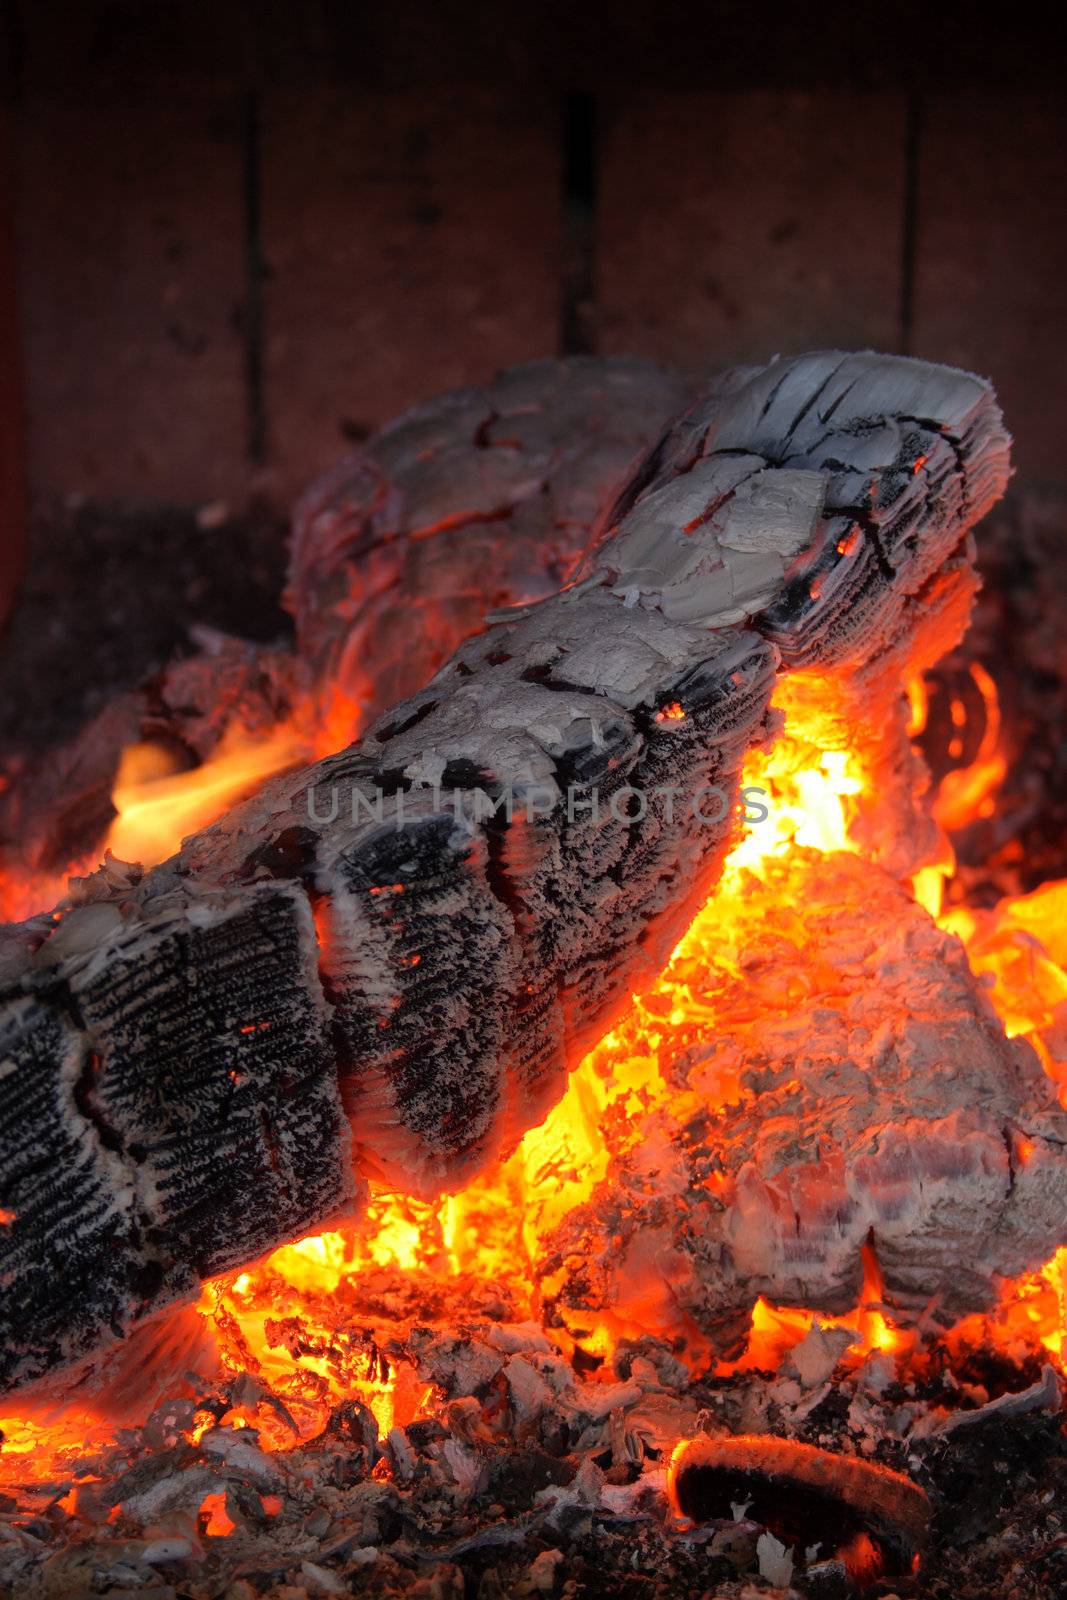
left=670, top=1434, right=930, bottom=1570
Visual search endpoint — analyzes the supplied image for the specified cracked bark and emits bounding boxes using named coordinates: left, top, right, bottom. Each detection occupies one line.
left=0, top=350, right=1017, bottom=1395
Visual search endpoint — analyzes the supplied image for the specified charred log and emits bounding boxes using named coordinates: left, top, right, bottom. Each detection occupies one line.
left=0, top=351, right=1012, bottom=1395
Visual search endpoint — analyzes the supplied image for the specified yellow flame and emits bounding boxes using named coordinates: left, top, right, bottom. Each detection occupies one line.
left=105, top=724, right=305, bottom=869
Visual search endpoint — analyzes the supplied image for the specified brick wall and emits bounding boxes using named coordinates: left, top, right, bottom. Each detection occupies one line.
left=1, top=3, right=1064, bottom=514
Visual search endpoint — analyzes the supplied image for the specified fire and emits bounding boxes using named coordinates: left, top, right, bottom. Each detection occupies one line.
left=712, top=1241, right=911, bottom=1378
left=0, top=681, right=368, bottom=924
left=931, top=661, right=1007, bottom=831
left=199, top=1489, right=236, bottom=1537
left=939, top=888, right=1067, bottom=1115
left=105, top=724, right=306, bottom=869
left=3, top=651, right=1067, bottom=1488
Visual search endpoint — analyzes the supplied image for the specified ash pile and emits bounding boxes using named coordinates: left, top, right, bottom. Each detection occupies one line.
left=2, top=1293, right=1066, bottom=1600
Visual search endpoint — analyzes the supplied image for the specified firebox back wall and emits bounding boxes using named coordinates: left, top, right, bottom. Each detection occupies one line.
left=0, top=2, right=1066, bottom=513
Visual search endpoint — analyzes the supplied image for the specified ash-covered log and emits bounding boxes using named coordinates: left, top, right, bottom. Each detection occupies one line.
left=288, top=355, right=694, bottom=730
left=541, top=849, right=1067, bottom=1349
left=0, top=351, right=1012, bottom=1396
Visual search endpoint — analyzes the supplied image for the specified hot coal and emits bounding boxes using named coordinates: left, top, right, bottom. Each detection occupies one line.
left=1, top=1296, right=1062, bottom=1600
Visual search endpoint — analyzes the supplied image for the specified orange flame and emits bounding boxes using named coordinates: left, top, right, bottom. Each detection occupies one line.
left=199, top=1490, right=236, bottom=1537
left=932, top=661, right=1007, bottom=831
left=2, top=655, right=1066, bottom=1487
left=104, top=723, right=305, bottom=870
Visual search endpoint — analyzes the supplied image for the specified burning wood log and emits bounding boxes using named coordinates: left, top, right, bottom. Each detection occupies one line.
left=0, top=351, right=1012, bottom=1396
left=287, top=355, right=694, bottom=729
left=540, top=849, right=1067, bottom=1351
left=0, top=358, right=688, bottom=904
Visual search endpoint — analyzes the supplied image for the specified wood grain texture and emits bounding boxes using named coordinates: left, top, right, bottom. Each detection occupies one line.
left=14, top=93, right=247, bottom=502
left=0, top=878, right=360, bottom=1392
left=0, top=351, right=1017, bottom=1395
left=261, top=89, right=561, bottom=498
left=911, top=90, right=1067, bottom=486
left=598, top=91, right=907, bottom=375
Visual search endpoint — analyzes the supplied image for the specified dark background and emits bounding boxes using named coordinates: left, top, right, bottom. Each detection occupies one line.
left=2, top=1, right=1065, bottom=513
left=0, top=3, right=1065, bottom=771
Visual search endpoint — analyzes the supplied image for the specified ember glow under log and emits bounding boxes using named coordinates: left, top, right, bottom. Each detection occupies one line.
left=540, top=849, right=1067, bottom=1352
left=0, top=350, right=1027, bottom=1399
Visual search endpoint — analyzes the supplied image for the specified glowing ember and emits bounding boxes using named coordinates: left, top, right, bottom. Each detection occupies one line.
left=199, top=1489, right=236, bottom=1537
left=2, top=651, right=1066, bottom=1489
left=932, top=661, right=1007, bottom=831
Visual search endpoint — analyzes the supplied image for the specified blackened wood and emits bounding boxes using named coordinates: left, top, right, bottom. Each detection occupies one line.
left=0, top=350, right=1012, bottom=1394
left=0, top=990, right=200, bottom=1391
left=0, top=881, right=359, bottom=1392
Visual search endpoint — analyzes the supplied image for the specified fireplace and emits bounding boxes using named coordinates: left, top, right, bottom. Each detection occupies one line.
left=2, top=8, right=1066, bottom=1600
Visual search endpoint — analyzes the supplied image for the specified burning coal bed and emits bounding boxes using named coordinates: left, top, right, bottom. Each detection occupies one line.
left=1, top=352, right=1067, bottom=1600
